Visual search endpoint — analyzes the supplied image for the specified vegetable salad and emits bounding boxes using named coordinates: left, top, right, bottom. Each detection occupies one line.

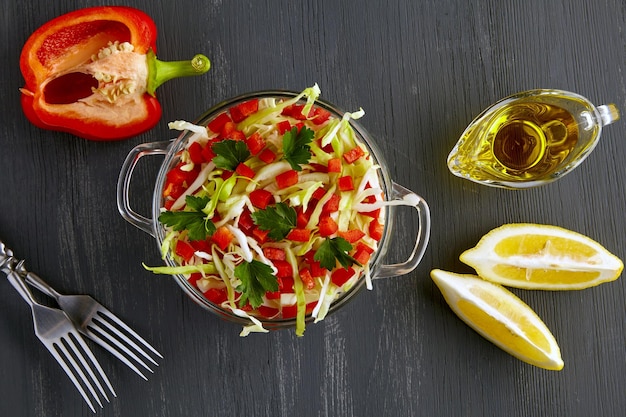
left=148, top=85, right=392, bottom=336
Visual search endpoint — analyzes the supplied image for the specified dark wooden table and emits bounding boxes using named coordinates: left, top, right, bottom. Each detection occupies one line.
left=2, top=0, right=625, bottom=416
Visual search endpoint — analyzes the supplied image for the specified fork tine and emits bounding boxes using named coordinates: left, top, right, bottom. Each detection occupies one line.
left=57, top=337, right=105, bottom=408
left=92, top=312, right=161, bottom=365
left=83, top=326, right=151, bottom=380
left=96, top=309, right=163, bottom=358
left=64, top=334, right=110, bottom=404
left=71, top=330, right=117, bottom=398
left=44, top=343, right=97, bottom=413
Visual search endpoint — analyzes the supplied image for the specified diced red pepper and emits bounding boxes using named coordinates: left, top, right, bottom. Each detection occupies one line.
left=208, top=112, right=233, bottom=133
left=299, top=268, right=316, bottom=290
left=281, top=104, right=308, bottom=120
left=338, top=176, right=354, bottom=191
left=281, top=304, right=298, bottom=319
left=317, top=138, right=334, bottom=154
left=238, top=209, right=255, bottom=233
left=162, top=182, right=185, bottom=200
left=275, top=277, right=287, bottom=292
left=252, top=227, right=269, bottom=243
left=187, top=273, right=201, bottom=288
left=163, top=197, right=176, bottom=210
left=212, top=226, right=233, bottom=250
left=309, top=259, right=327, bottom=278
left=312, top=187, right=327, bottom=200
left=319, top=216, right=338, bottom=237
left=327, top=158, right=342, bottom=173
left=276, top=120, right=292, bottom=134
left=276, top=170, right=298, bottom=189
left=265, top=290, right=281, bottom=300
left=274, top=261, right=294, bottom=280
left=250, top=189, right=273, bottom=209
left=309, top=163, right=328, bottom=173
left=331, top=267, right=356, bottom=287
left=257, top=305, right=280, bottom=318
left=355, top=242, right=374, bottom=254
left=263, top=247, right=286, bottom=261
left=220, top=122, right=246, bottom=141
left=360, top=194, right=381, bottom=218
left=361, top=208, right=381, bottom=219
left=189, top=239, right=212, bottom=253
left=343, top=146, right=365, bottom=164
left=245, top=131, right=265, bottom=155
left=369, top=219, right=384, bottom=241
left=165, top=168, right=187, bottom=187
left=229, top=99, right=259, bottom=123
left=188, top=141, right=205, bottom=164
left=338, top=229, right=365, bottom=243
left=310, top=107, right=332, bottom=125
left=353, top=248, right=372, bottom=265
left=175, top=240, right=195, bottom=262
left=281, top=301, right=317, bottom=317
left=237, top=298, right=253, bottom=311
left=235, top=162, right=255, bottom=179
left=303, top=250, right=316, bottom=264
left=322, top=194, right=340, bottom=214
left=231, top=128, right=248, bottom=140
left=258, top=148, right=276, bottom=164
left=287, top=228, right=311, bottom=242
left=204, top=287, right=228, bottom=305
left=166, top=163, right=199, bottom=187
left=295, top=206, right=312, bottom=228
left=220, top=121, right=236, bottom=136
left=201, top=140, right=217, bottom=161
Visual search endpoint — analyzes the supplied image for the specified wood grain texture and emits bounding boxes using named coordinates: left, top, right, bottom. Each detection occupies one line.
left=1, top=0, right=626, bottom=416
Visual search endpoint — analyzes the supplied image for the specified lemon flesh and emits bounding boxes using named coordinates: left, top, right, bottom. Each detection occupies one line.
left=460, top=223, right=623, bottom=290
left=431, top=269, right=564, bottom=371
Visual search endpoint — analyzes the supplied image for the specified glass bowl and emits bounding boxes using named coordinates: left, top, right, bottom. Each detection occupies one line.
left=117, top=90, right=430, bottom=331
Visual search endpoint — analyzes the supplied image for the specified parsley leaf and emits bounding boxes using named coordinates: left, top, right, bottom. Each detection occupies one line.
left=251, top=202, right=297, bottom=240
left=185, top=195, right=209, bottom=211
left=314, top=237, right=358, bottom=270
left=282, top=126, right=314, bottom=171
left=212, top=140, right=250, bottom=171
left=158, top=195, right=216, bottom=241
left=234, top=260, right=279, bottom=308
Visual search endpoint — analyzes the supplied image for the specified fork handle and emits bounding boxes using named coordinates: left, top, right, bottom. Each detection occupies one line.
left=0, top=240, right=45, bottom=309
left=5, top=270, right=38, bottom=309
left=24, top=272, right=62, bottom=300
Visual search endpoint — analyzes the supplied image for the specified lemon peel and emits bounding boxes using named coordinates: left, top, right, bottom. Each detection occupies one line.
left=431, top=269, right=564, bottom=371
left=460, top=223, right=623, bottom=290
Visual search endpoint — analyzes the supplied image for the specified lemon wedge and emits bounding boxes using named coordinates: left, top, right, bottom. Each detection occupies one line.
left=430, top=269, right=564, bottom=370
left=460, top=223, right=623, bottom=290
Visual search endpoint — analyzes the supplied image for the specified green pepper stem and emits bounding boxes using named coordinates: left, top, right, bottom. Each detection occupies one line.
left=147, top=50, right=211, bottom=95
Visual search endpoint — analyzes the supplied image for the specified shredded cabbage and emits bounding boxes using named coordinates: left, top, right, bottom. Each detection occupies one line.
left=148, top=85, right=419, bottom=336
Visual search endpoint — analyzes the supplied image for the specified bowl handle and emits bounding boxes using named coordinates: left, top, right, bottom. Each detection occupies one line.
left=116, top=141, right=172, bottom=237
left=372, top=182, right=431, bottom=279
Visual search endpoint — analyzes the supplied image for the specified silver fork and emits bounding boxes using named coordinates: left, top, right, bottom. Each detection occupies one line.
left=23, top=271, right=163, bottom=380
left=0, top=248, right=115, bottom=413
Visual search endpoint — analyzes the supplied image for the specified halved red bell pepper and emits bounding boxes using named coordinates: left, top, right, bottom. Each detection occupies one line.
left=19, top=6, right=211, bottom=141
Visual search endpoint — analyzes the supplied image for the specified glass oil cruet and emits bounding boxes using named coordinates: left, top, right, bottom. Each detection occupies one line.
left=447, top=89, right=620, bottom=189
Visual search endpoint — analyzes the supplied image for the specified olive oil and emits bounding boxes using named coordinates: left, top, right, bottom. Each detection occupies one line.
left=447, top=90, right=620, bottom=188
left=491, top=102, right=578, bottom=175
